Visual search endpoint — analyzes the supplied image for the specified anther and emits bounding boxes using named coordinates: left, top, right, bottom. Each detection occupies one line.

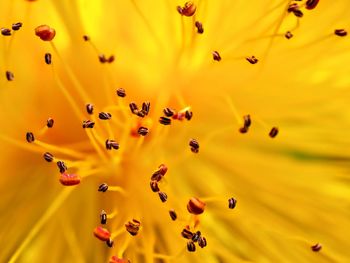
left=150, top=180, right=160, bottom=192
left=334, top=29, right=347, bottom=37
left=285, top=31, right=293, bottom=39
left=142, top=102, right=150, bottom=116
left=163, top=108, right=176, bottom=117
left=138, top=126, right=149, bottom=136
left=83, top=35, right=90, bottom=41
left=287, top=3, right=299, bottom=13
left=47, top=118, right=54, bottom=128
left=26, top=132, right=35, bottom=143
left=82, top=120, right=95, bottom=128
left=57, top=160, right=67, bottom=173
left=239, top=127, right=248, bottom=134
left=106, top=239, right=114, bottom=248
left=98, top=183, right=109, bottom=192
left=187, top=197, right=206, bottom=215
left=246, top=56, right=258, bottom=64
left=99, top=54, right=107, bottom=63
left=169, top=209, right=177, bottom=221
left=12, top=22, right=23, bottom=31
left=159, top=116, right=171, bottom=125
left=86, top=103, right=94, bottom=115
left=158, top=164, right=168, bottom=176
left=6, top=71, right=14, bottom=81
left=293, top=9, right=303, bottom=18
left=44, top=53, right=52, bottom=65
left=100, top=210, right=107, bottom=224
left=192, top=231, right=201, bottom=242
left=198, top=236, right=207, bottom=248
left=116, top=88, right=126, bottom=97
left=158, top=192, right=168, bottom=202
left=181, top=228, right=194, bottom=239
left=181, top=2, right=197, bottom=17
left=129, top=102, right=138, bottom=114
left=228, top=197, right=237, bottom=209
left=125, top=219, right=141, bottom=236
left=93, top=226, right=111, bottom=241
left=195, top=21, right=204, bottom=34
left=212, top=51, right=221, bottom=62
left=35, top=25, right=56, bottom=41
left=1, top=28, right=11, bottom=36
left=105, top=139, right=119, bottom=150
left=107, top=55, right=115, bottom=63
left=43, top=152, right=54, bottom=162
left=99, top=112, right=112, bottom=120
left=109, top=256, right=131, bottom=263
left=305, top=0, right=319, bottom=10
left=311, top=243, right=322, bottom=252
left=187, top=241, right=196, bottom=252
left=189, top=139, right=199, bottom=153
left=59, top=173, right=81, bottom=186
left=269, top=127, right=279, bottom=138
left=243, top=115, right=251, bottom=128
left=185, top=110, right=193, bottom=121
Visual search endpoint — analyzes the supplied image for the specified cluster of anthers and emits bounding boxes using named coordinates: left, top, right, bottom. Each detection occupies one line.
left=5, top=0, right=350, bottom=261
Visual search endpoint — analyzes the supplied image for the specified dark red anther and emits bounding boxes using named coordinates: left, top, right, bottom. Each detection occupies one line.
left=187, top=197, right=206, bottom=215
left=98, top=183, right=109, bottom=192
left=116, top=88, right=126, bottom=97
left=181, top=228, right=194, bottom=239
left=93, top=226, right=111, bottom=241
left=159, top=116, right=171, bottom=125
left=35, top=25, right=56, bottom=41
left=158, top=192, right=168, bottom=202
left=335, top=29, right=347, bottom=37
left=83, top=35, right=90, bottom=41
left=57, top=161, right=67, bottom=173
left=106, top=239, right=114, bottom=248
left=150, top=180, right=160, bottom=192
left=100, top=210, right=107, bottom=224
left=285, top=31, right=293, bottom=39
left=189, top=139, right=199, bottom=153
left=43, top=152, right=54, bottom=162
left=192, top=231, right=201, bottom=242
left=228, top=197, right=237, bottom=209
left=187, top=241, right=196, bottom=252
left=82, top=120, right=95, bottom=128
left=47, top=118, right=54, bottom=128
left=198, top=236, right=207, bottom=248
left=125, top=219, right=141, bottom=236
left=246, top=56, right=258, bottom=64
left=12, top=22, right=22, bottom=31
left=195, top=21, right=204, bottom=34
left=1, top=28, right=11, bottom=36
left=311, top=243, right=322, bottom=252
left=169, top=209, right=177, bottom=221
left=6, top=71, right=14, bottom=81
left=269, top=127, right=279, bottom=138
left=59, top=173, right=81, bottom=186
left=138, top=126, right=149, bottom=136
left=163, top=107, right=176, bottom=117
left=26, top=132, right=35, bottom=143
left=45, top=53, right=52, bottom=65
left=86, top=103, right=94, bottom=114
left=305, top=0, right=319, bottom=10
left=212, top=51, right=221, bottom=61
left=105, top=139, right=119, bottom=150
left=99, top=112, right=112, bottom=120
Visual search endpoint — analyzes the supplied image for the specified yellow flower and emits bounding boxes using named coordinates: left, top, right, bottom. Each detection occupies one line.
left=1, top=0, right=350, bottom=262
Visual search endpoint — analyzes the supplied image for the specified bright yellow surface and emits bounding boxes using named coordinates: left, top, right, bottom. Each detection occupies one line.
left=0, top=0, right=350, bottom=262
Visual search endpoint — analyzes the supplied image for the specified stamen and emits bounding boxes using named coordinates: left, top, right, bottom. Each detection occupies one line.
left=44, top=53, right=52, bottom=65
left=82, top=120, right=95, bottom=128
left=159, top=116, right=171, bottom=125
left=181, top=228, right=194, bottom=239
left=106, top=239, right=114, bottom=248
left=150, top=180, right=160, bottom=192
left=98, top=183, right=109, bottom=192
left=142, top=102, right=150, bottom=116
left=180, top=2, right=197, bottom=17
left=86, top=103, right=94, bottom=115
left=57, top=160, right=67, bottom=173
left=100, top=210, right=107, bottom=224
left=98, top=112, right=112, bottom=120
left=311, top=243, right=322, bottom=252
left=116, top=88, right=126, bottom=98
left=187, top=197, right=206, bottom=215
left=6, top=71, right=14, bottom=81
left=198, top=236, right=207, bottom=248
left=185, top=110, right=193, bottom=121
left=105, top=139, right=119, bottom=150
left=1, top=28, right=12, bottom=36
left=12, top=22, right=23, bottom=31
left=125, top=219, right=141, bottom=236
left=228, top=197, right=237, bottom=209
left=26, top=132, right=35, bottom=143
left=43, top=152, right=54, bottom=162
left=163, top=108, right=176, bottom=117
left=195, top=21, right=204, bottom=34
left=334, top=29, right=347, bottom=37
left=35, top=25, right=56, bottom=41
left=46, top=118, right=54, bottom=128
left=187, top=241, right=196, bottom=252
left=158, top=191, right=168, bottom=202
left=212, top=51, right=221, bottom=62
left=137, top=127, right=149, bottom=136
left=305, top=0, right=319, bottom=10
left=169, top=209, right=177, bottom=221
left=189, top=139, right=199, bottom=153
left=246, top=56, right=259, bottom=64
left=285, top=31, right=293, bottom=39
left=93, top=226, right=111, bottom=241
left=269, top=127, right=279, bottom=138
left=59, top=173, right=81, bottom=186
left=191, top=231, right=201, bottom=242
